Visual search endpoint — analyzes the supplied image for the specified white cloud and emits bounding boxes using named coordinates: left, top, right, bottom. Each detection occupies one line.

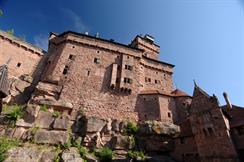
left=33, top=34, right=48, bottom=51
left=61, top=8, right=88, bottom=32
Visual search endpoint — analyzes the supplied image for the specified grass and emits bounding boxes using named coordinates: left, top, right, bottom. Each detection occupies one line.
left=39, top=105, right=48, bottom=112
left=94, top=147, right=113, bottom=162
left=5, top=105, right=24, bottom=126
left=127, top=150, right=147, bottom=161
left=125, top=121, right=139, bottom=135
left=52, top=111, right=61, bottom=118
left=0, top=137, right=20, bottom=162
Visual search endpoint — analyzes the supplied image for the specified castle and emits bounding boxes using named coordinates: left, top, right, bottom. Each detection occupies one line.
left=0, top=30, right=243, bottom=162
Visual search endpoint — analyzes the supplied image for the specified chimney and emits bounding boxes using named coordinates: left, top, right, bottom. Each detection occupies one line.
left=223, top=92, right=232, bottom=110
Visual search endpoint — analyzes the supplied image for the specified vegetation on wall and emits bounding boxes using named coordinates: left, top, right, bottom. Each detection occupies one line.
left=125, top=121, right=139, bottom=135
left=0, top=137, right=20, bottom=162
left=5, top=105, right=24, bottom=126
left=94, top=147, right=113, bottom=162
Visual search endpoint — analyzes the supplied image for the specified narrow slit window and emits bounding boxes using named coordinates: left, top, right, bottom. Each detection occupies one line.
left=17, top=62, right=22, bottom=67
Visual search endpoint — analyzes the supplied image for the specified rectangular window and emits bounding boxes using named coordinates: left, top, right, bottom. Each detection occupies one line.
left=94, top=58, right=100, bottom=64
left=125, top=65, right=133, bottom=70
left=63, top=66, right=69, bottom=75
left=69, top=54, right=75, bottom=60
left=124, top=77, right=132, bottom=84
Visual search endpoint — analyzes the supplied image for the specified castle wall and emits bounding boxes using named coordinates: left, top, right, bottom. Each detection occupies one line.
left=0, top=31, right=44, bottom=80
left=189, top=87, right=238, bottom=161
left=38, top=33, right=175, bottom=121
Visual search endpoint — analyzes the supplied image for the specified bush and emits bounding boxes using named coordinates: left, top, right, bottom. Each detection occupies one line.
left=125, top=121, right=139, bottom=135
left=0, top=137, right=20, bottom=161
left=40, top=105, right=48, bottom=112
left=77, top=146, right=88, bottom=157
left=95, top=147, right=113, bottom=162
left=5, top=105, right=24, bottom=124
left=127, top=150, right=146, bottom=161
left=52, top=111, right=61, bottom=118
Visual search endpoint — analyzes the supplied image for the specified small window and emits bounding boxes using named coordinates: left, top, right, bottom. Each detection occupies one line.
left=155, top=80, right=158, bottom=84
left=148, top=78, right=151, bottom=82
left=127, top=56, right=130, bottom=59
left=94, top=58, right=100, bottom=64
left=17, top=62, right=21, bottom=67
left=97, top=50, right=100, bottom=53
left=125, top=65, right=133, bottom=70
left=124, top=77, right=132, bottom=84
left=168, top=112, right=171, bottom=118
left=116, top=78, right=119, bottom=83
left=87, top=70, right=90, bottom=76
left=72, top=46, right=75, bottom=48
left=156, top=71, right=158, bottom=74
left=69, top=54, right=75, bottom=60
left=63, top=66, right=69, bottom=75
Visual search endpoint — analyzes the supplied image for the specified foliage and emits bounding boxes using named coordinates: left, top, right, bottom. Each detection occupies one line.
left=0, top=9, right=3, bottom=17
left=95, top=147, right=113, bottom=162
left=40, top=105, right=48, bottom=112
left=52, top=111, right=61, bottom=118
left=125, top=121, right=139, bottom=135
left=62, top=139, right=72, bottom=150
left=127, top=150, right=147, bottom=161
left=30, top=127, right=39, bottom=136
left=70, top=137, right=87, bottom=157
left=5, top=105, right=24, bottom=124
left=0, top=137, right=20, bottom=162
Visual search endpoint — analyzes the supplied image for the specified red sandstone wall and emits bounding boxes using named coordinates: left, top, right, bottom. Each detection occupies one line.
left=0, top=31, right=44, bottom=79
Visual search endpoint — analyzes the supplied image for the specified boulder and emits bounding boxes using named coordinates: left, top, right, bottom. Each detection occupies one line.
left=20, top=74, right=33, bottom=83
left=5, top=147, right=43, bottom=162
left=112, top=119, right=120, bottom=132
left=61, top=147, right=83, bottom=162
left=34, top=129, right=69, bottom=145
left=14, top=79, right=30, bottom=93
left=53, top=115, right=69, bottom=130
left=12, top=127, right=26, bottom=139
left=16, top=119, right=33, bottom=128
left=38, top=99, right=73, bottom=109
left=111, top=135, right=132, bottom=150
left=85, top=154, right=98, bottom=162
left=86, top=117, right=107, bottom=133
left=139, top=121, right=180, bottom=136
left=40, top=150, right=56, bottom=162
left=23, top=104, right=40, bottom=123
left=35, top=111, right=54, bottom=129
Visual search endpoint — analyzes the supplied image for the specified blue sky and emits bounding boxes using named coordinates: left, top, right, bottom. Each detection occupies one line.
left=0, top=0, right=243, bottom=106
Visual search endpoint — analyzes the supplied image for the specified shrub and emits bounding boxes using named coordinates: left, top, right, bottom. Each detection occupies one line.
left=95, top=147, right=113, bottom=162
left=125, top=121, right=139, bottom=135
left=40, top=105, right=48, bottom=112
left=127, top=150, right=146, bottom=161
left=0, top=137, right=20, bottom=161
left=52, top=111, right=61, bottom=118
left=77, top=146, right=88, bottom=157
left=5, top=105, right=24, bottom=124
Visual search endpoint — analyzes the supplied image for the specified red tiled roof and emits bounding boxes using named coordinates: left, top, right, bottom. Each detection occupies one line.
left=171, top=89, right=191, bottom=97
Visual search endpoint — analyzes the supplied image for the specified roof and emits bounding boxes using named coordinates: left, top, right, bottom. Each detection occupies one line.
left=171, top=89, right=191, bottom=97
left=57, top=31, right=143, bottom=52
left=142, top=55, right=175, bottom=67
left=221, top=105, right=244, bottom=128
left=139, top=89, right=191, bottom=98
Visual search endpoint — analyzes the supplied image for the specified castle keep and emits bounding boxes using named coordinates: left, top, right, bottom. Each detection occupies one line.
left=0, top=30, right=243, bottom=162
